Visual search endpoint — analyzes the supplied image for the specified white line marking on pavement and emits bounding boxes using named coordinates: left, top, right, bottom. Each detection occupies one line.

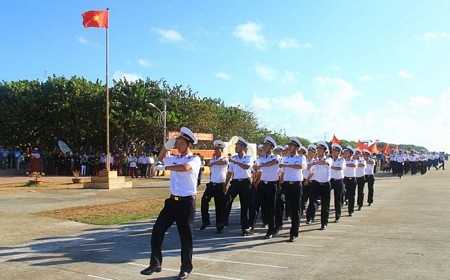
left=194, top=256, right=289, bottom=268
left=128, top=263, right=245, bottom=280
left=245, top=249, right=307, bottom=257
left=87, top=275, right=114, bottom=280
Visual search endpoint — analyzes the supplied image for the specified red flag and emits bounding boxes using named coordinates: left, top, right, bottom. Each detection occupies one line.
left=385, top=144, right=391, bottom=155
left=368, top=142, right=378, bottom=154
left=357, top=140, right=369, bottom=151
left=82, top=10, right=108, bottom=28
left=331, top=134, right=340, bottom=144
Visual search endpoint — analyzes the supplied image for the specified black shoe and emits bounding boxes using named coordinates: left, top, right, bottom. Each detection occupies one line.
left=357, top=206, right=362, bottom=211
left=177, top=271, right=190, bottom=280
left=368, top=203, right=372, bottom=206
left=264, top=234, right=273, bottom=239
left=348, top=212, right=353, bottom=217
left=199, top=222, right=210, bottom=230
left=217, top=228, right=223, bottom=234
left=335, top=218, right=340, bottom=223
left=320, top=225, right=327, bottom=230
left=242, top=228, right=253, bottom=236
left=140, top=266, right=162, bottom=276
left=306, top=220, right=311, bottom=224
left=288, top=236, right=297, bottom=242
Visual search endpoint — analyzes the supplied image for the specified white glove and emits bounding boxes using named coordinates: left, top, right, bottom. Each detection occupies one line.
left=164, top=137, right=176, bottom=150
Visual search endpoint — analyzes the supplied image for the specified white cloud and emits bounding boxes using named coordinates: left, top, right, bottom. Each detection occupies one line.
left=154, top=28, right=184, bottom=43
left=112, top=71, right=142, bottom=81
left=255, top=64, right=277, bottom=81
left=409, top=96, right=433, bottom=107
left=313, top=77, right=364, bottom=104
left=278, top=38, right=312, bottom=49
left=417, top=31, right=450, bottom=42
left=254, top=65, right=298, bottom=84
left=138, top=59, right=151, bottom=68
left=360, top=75, right=373, bottom=82
left=215, top=72, right=232, bottom=80
left=76, top=35, right=88, bottom=45
left=233, top=22, right=267, bottom=49
left=398, top=70, right=413, bottom=79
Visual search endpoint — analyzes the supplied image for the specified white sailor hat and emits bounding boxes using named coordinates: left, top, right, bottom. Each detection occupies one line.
left=177, top=126, right=198, bottom=144
left=288, top=137, right=302, bottom=147
left=307, top=144, right=317, bottom=152
left=274, top=145, right=284, bottom=151
left=354, top=148, right=362, bottom=154
left=236, top=136, right=248, bottom=148
left=264, top=136, right=277, bottom=148
left=257, top=144, right=263, bottom=150
left=213, top=140, right=226, bottom=149
left=331, top=143, right=342, bottom=151
left=363, top=149, right=371, bottom=155
left=299, top=146, right=308, bottom=153
left=345, top=146, right=354, bottom=154
left=316, top=141, right=329, bottom=152
left=284, top=144, right=289, bottom=150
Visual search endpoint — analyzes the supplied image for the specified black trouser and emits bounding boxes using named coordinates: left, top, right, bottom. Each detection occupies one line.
left=356, top=176, right=366, bottom=208
left=344, top=177, right=356, bottom=214
left=252, top=181, right=278, bottom=235
left=410, top=161, right=418, bottom=175
left=201, top=182, right=225, bottom=228
left=420, top=161, right=427, bottom=175
left=365, top=175, right=375, bottom=204
left=306, top=181, right=331, bottom=227
left=140, top=164, right=148, bottom=177
left=281, top=181, right=302, bottom=237
left=223, top=179, right=251, bottom=231
left=150, top=195, right=195, bottom=273
left=301, top=181, right=310, bottom=214
left=330, top=178, right=344, bottom=220
left=397, top=162, right=404, bottom=177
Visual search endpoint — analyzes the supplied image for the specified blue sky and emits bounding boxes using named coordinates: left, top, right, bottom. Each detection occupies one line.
left=1, top=1, right=449, bottom=151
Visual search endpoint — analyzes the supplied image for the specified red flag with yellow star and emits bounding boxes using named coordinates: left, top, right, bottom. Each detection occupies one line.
left=82, top=10, right=108, bottom=28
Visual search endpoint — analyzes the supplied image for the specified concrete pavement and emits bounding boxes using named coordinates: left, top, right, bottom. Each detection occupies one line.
left=0, top=168, right=450, bottom=279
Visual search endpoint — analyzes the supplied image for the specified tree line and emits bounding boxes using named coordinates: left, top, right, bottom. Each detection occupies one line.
left=0, top=75, right=426, bottom=154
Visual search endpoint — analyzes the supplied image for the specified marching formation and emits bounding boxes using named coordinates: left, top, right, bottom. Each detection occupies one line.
left=140, top=128, right=445, bottom=279
left=200, top=136, right=378, bottom=242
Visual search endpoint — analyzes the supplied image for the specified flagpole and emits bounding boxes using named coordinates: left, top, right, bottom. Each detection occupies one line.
left=105, top=7, right=110, bottom=172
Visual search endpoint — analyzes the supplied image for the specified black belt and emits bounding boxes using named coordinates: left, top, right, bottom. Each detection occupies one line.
left=209, top=182, right=224, bottom=186
left=232, top=178, right=250, bottom=182
left=170, top=195, right=195, bottom=201
left=260, top=180, right=278, bottom=184
left=284, top=181, right=300, bottom=184
left=312, top=180, right=329, bottom=186
left=344, top=177, right=355, bottom=180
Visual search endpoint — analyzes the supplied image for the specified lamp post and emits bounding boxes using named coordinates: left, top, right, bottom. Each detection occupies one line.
left=149, top=101, right=167, bottom=144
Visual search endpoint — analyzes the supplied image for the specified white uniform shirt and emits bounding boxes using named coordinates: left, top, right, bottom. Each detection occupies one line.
left=163, top=153, right=201, bottom=196
left=396, top=154, right=405, bottom=163
left=365, top=158, right=375, bottom=175
left=407, top=155, right=417, bottom=162
left=310, top=157, right=332, bottom=183
left=281, top=154, right=306, bottom=182
left=303, top=158, right=314, bottom=179
left=355, top=158, right=366, bottom=177
left=344, top=158, right=356, bottom=178
left=209, top=157, right=229, bottom=183
left=257, top=154, right=281, bottom=181
left=228, top=155, right=254, bottom=179
left=330, top=157, right=345, bottom=179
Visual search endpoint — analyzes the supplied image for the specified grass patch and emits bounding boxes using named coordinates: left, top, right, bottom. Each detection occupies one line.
left=37, top=196, right=204, bottom=226
left=37, top=198, right=167, bottom=226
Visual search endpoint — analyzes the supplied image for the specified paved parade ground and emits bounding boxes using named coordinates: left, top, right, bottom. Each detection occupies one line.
left=0, top=168, right=449, bottom=280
